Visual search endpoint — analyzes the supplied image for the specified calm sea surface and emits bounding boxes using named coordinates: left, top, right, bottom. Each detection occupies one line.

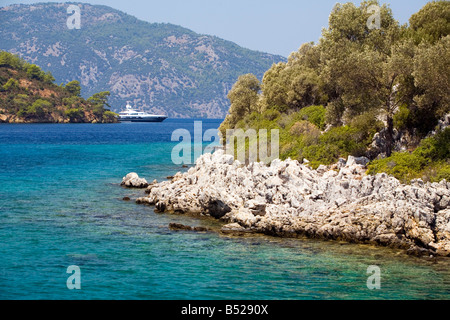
left=0, top=120, right=449, bottom=300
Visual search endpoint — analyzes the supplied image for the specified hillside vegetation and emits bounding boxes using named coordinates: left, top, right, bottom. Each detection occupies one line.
left=0, top=51, right=117, bottom=123
left=219, top=0, right=450, bottom=183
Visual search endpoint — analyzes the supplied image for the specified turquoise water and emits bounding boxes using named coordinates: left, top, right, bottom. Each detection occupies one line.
left=0, top=121, right=449, bottom=300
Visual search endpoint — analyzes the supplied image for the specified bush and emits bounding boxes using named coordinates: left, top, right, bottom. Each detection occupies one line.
left=290, top=121, right=320, bottom=137
left=367, top=152, right=427, bottom=182
left=17, top=99, right=51, bottom=119
left=414, top=128, right=450, bottom=161
left=102, top=111, right=118, bottom=123
left=393, top=105, right=411, bottom=131
left=65, top=108, right=84, bottom=121
left=300, top=144, right=341, bottom=168
left=434, top=163, right=450, bottom=182
left=368, top=128, right=450, bottom=183
left=320, top=126, right=367, bottom=157
left=350, top=111, right=384, bottom=145
left=263, top=109, right=281, bottom=121
left=296, top=105, right=326, bottom=130
left=3, top=78, right=19, bottom=91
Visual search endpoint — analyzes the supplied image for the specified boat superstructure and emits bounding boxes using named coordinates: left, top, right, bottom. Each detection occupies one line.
left=119, top=104, right=168, bottom=122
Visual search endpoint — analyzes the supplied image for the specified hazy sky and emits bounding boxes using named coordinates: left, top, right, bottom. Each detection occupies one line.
left=0, top=0, right=431, bottom=57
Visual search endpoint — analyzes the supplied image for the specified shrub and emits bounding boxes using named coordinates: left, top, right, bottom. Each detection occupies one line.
left=65, top=108, right=84, bottom=121
left=434, top=163, right=450, bottom=182
left=367, top=152, right=427, bottom=182
left=290, top=121, right=320, bottom=137
left=320, top=126, right=367, bottom=157
left=350, top=111, right=384, bottom=145
left=367, top=128, right=450, bottom=183
left=263, top=109, right=281, bottom=121
left=414, top=128, right=450, bottom=161
left=17, top=99, right=51, bottom=119
left=3, top=78, right=19, bottom=91
left=300, top=144, right=341, bottom=168
left=102, top=111, right=118, bottom=123
left=393, top=105, right=412, bottom=131
left=296, top=105, right=326, bottom=130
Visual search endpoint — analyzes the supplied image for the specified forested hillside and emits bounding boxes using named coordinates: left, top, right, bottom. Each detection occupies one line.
left=0, top=51, right=117, bottom=123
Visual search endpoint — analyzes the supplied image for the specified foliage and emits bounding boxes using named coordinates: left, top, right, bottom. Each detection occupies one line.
left=409, top=1, right=450, bottom=44
left=65, top=80, right=81, bottom=97
left=368, top=128, right=450, bottom=182
left=0, top=51, right=117, bottom=123
left=102, top=110, right=119, bottom=122
left=295, top=105, right=326, bottom=130
left=65, top=108, right=84, bottom=122
left=220, top=0, right=449, bottom=174
left=17, top=99, right=51, bottom=119
left=3, top=78, right=19, bottom=91
left=26, top=64, right=44, bottom=80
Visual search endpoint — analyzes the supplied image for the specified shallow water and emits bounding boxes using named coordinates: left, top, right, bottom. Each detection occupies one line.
left=0, top=121, right=449, bottom=300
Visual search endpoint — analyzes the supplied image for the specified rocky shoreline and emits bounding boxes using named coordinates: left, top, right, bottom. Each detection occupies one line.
left=128, top=150, right=450, bottom=257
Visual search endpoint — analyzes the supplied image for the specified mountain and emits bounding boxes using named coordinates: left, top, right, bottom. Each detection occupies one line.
left=0, top=2, right=286, bottom=118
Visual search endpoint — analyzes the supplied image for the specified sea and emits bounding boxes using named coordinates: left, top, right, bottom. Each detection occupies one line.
left=0, top=120, right=449, bottom=300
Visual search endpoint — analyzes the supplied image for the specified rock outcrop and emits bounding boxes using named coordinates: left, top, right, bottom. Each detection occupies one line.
left=121, top=172, right=149, bottom=188
left=136, top=150, right=450, bottom=256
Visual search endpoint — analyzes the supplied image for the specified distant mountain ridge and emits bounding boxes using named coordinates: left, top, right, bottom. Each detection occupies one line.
left=0, top=2, right=286, bottom=118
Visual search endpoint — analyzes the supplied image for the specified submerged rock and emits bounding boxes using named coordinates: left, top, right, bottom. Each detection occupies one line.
left=136, top=150, right=450, bottom=256
left=168, top=223, right=210, bottom=232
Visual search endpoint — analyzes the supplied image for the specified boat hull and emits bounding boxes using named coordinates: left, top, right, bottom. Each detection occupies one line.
left=119, top=116, right=168, bottom=123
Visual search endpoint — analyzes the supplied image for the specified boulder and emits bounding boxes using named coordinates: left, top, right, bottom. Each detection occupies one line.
left=245, top=199, right=266, bottom=216
left=198, top=194, right=232, bottom=219
left=346, top=156, right=370, bottom=167
left=221, top=223, right=251, bottom=234
left=121, top=172, right=149, bottom=188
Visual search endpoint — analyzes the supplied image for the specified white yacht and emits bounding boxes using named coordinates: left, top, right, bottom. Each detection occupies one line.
left=118, top=104, right=168, bottom=122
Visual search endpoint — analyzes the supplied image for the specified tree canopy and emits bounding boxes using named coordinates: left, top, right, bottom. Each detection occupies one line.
left=219, top=0, right=450, bottom=182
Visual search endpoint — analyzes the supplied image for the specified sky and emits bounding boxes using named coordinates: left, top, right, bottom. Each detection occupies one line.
left=0, top=0, right=432, bottom=57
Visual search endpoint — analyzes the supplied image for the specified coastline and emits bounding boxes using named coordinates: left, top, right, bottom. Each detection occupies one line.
left=131, top=150, right=450, bottom=257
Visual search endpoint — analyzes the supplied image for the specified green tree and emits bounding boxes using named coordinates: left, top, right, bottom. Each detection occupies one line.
left=0, top=51, right=26, bottom=70
left=65, top=80, right=81, bottom=97
left=409, top=1, right=450, bottom=44
left=320, top=0, right=402, bottom=155
left=43, top=71, right=55, bottom=84
left=261, top=43, right=324, bottom=112
left=87, top=91, right=111, bottom=118
left=12, top=94, right=29, bottom=112
left=224, top=73, right=261, bottom=126
left=412, top=35, right=450, bottom=132
left=26, top=64, right=43, bottom=80
left=102, top=110, right=119, bottom=123
left=18, top=99, right=51, bottom=119
left=65, top=108, right=84, bottom=122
